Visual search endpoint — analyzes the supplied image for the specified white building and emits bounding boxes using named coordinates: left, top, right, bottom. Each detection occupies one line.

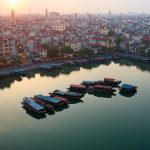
left=51, top=22, right=66, bottom=32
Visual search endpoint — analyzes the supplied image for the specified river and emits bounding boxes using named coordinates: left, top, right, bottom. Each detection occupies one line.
left=0, top=60, right=150, bottom=150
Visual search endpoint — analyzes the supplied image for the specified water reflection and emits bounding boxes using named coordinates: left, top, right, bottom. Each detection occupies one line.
left=88, top=91, right=116, bottom=98
left=22, top=100, right=80, bottom=119
left=0, top=76, right=22, bottom=89
left=69, top=99, right=84, bottom=105
left=22, top=106, right=47, bottom=120
left=55, top=104, right=70, bottom=112
left=61, top=66, right=80, bottom=75
left=113, top=60, right=150, bottom=73
left=119, top=92, right=137, bottom=98
left=0, top=60, right=149, bottom=90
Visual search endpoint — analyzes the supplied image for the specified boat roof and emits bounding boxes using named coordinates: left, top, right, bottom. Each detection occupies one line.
left=24, top=98, right=44, bottom=111
left=66, top=91, right=81, bottom=96
left=54, top=90, right=66, bottom=95
left=70, top=84, right=85, bottom=89
left=53, top=96, right=68, bottom=101
left=83, top=80, right=95, bottom=84
left=95, top=85, right=112, bottom=89
left=14, top=69, right=25, bottom=72
left=35, top=94, right=61, bottom=104
left=121, top=84, right=135, bottom=90
left=104, top=78, right=115, bottom=81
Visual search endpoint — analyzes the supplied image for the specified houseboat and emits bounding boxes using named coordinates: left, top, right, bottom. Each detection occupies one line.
left=119, top=84, right=137, bottom=93
left=21, top=97, right=46, bottom=115
left=40, top=65, right=52, bottom=71
left=65, top=61, right=76, bottom=66
left=50, top=63, right=62, bottom=69
left=95, top=57, right=105, bottom=62
left=82, top=80, right=98, bottom=86
left=14, top=69, right=26, bottom=76
left=68, top=84, right=87, bottom=92
left=91, top=85, right=116, bottom=93
left=82, top=78, right=121, bottom=87
left=51, top=95, right=69, bottom=104
left=33, top=98, right=54, bottom=111
left=49, top=90, right=83, bottom=100
left=34, top=94, right=65, bottom=107
left=104, top=78, right=121, bottom=86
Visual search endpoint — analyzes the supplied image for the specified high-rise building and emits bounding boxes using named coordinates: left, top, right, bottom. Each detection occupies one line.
left=108, top=11, right=112, bottom=18
left=45, top=9, right=48, bottom=18
left=11, top=9, right=15, bottom=20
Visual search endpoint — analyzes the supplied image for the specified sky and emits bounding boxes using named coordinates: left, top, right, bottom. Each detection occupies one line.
left=0, top=0, right=150, bottom=15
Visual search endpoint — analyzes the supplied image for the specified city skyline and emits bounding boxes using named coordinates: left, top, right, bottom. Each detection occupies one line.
left=0, top=0, right=150, bottom=15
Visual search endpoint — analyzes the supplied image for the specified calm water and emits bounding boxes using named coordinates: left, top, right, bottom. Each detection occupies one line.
left=0, top=60, right=150, bottom=150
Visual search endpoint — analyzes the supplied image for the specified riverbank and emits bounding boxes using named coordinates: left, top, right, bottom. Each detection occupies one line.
left=0, top=53, right=150, bottom=74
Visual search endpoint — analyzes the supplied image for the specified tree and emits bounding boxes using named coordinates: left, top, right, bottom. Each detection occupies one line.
left=61, top=46, right=74, bottom=54
left=79, top=48, right=94, bottom=57
left=42, top=44, right=60, bottom=59
left=47, top=47, right=59, bottom=59
left=116, top=37, right=123, bottom=46
left=108, top=30, right=115, bottom=36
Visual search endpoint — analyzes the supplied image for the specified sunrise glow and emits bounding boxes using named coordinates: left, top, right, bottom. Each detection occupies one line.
left=9, top=0, right=18, bottom=7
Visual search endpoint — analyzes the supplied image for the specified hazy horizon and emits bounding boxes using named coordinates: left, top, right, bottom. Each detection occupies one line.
left=0, top=0, right=150, bottom=15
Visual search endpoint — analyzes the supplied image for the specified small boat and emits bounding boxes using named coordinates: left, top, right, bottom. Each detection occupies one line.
left=65, top=61, right=76, bottom=66
left=34, top=94, right=65, bottom=107
left=90, top=85, right=116, bottom=93
left=104, top=78, right=121, bottom=86
left=82, top=78, right=121, bottom=87
left=14, top=69, right=26, bottom=76
left=74, top=60, right=83, bottom=66
left=68, top=84, right=87, bottom=92
left=33, top=98, right=54, bottom=111
left=51, top=95, right=69, bottom=104
left=49, top=90, right=83, bottom=100
left=21, top=97, right=46, bottom=115
left=119, top=84, right=137, bottom=93
left=95, top=57, right=105, bottom=62
left=82, top=80, right=97, bottom=86
left=40, top=65, right=52, bottom=71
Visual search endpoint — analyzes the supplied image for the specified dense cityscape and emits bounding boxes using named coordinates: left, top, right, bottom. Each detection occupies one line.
left=0, top=9, right=150, bottom=67
left=1, top=1, right=150, bottom=150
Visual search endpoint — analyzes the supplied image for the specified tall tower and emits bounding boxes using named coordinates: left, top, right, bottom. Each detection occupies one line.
left=11, top=9, right=15, bottom=21
left=45, top=9, right=48, bottom=18
left=108, top=11, right=111, bottom=18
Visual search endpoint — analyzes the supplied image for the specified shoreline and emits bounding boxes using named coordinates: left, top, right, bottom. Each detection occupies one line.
left=0, top=53, right=150, bottom=74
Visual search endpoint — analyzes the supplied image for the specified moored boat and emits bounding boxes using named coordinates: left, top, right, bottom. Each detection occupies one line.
left=49, top=90, right=83, bottom=100
left=82, top=78, right=121, bottom=87
left=33, top=98, right=54, bottom=111
left=95, top=57, right=105, bottom=62
left=68, top=84, right=87, bottom=92
left=90, top=85, right=116, bottom=93
left=81, top=80, right=97, bottom=86
left=40, top=65, right=52, bottom=71
left=21, top=97, right=46, bottom=115
left=14, top=69, right=26, bottom=76
left=34, top=94, right=65, bottom=107
left=51, top=95, right=69, bottom=104
left=104, top=78, right=121, bottom=86
left=119, top=84, right=137, bottom=93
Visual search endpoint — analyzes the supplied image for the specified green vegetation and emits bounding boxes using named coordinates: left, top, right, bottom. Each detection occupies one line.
left=108, top=30, right=115, bottom=36
left=79, top=48, right=94, bottom=57
left=61, top=46, right=74, bottom=54
left=116, top=37, right=123, bottom=46
left=42, top=44, right=60, bottom=59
